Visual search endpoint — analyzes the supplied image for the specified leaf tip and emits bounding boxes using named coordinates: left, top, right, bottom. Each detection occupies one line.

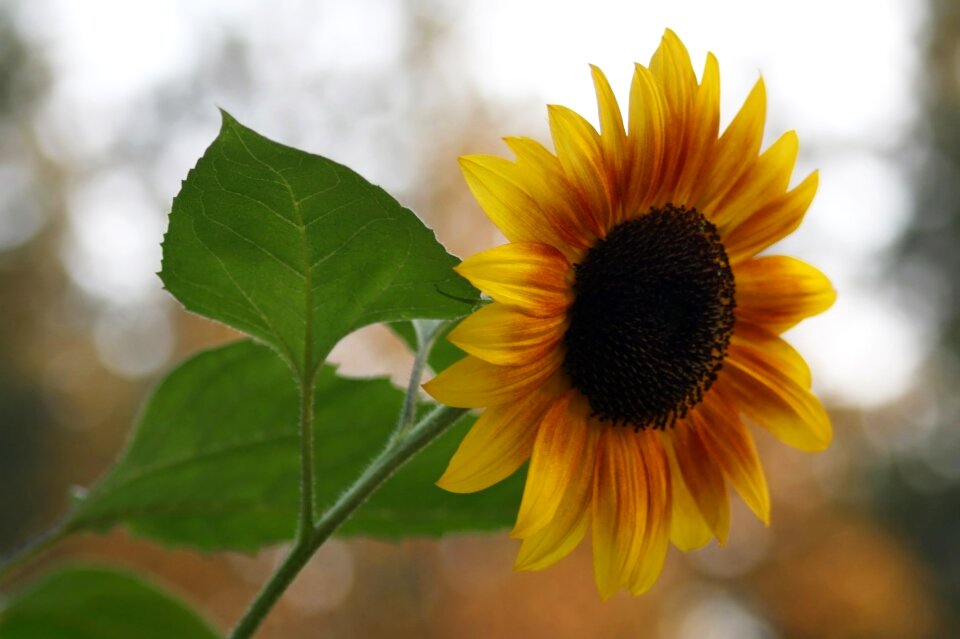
left=217, top=107, right=238, bottom=126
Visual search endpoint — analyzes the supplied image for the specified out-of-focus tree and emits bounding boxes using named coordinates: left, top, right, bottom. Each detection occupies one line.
left=881, top=0, right=960, bottom=628
left=0, top=5, right=60, bottom=549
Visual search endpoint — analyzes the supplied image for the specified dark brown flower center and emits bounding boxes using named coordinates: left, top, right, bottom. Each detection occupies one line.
left=562, top=205, right=735, bottom=430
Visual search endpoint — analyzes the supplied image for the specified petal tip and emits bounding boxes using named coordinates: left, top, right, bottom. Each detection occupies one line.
left=434, top=474, right=472, bottom=495
left=805, top=423, right=834, bottom=453
left=662, top=27, right=681, bottom=42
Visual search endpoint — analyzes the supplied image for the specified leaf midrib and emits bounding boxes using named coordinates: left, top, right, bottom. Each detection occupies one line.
left=231, top=122, right=317, bottom=381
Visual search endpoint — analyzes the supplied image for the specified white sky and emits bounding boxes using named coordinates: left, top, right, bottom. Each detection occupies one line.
left=12, top=0, right=925, bottom=407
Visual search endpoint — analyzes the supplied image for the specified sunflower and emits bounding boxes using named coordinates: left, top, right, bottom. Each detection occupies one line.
left=424, top=29, right=835, bottom=598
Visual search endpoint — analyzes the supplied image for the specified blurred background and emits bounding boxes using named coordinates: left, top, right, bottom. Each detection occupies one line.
left=0, top=0, right=957, bottom=636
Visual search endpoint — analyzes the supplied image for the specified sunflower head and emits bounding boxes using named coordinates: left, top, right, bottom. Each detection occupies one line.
left=425, top=29, right=836, bottom=598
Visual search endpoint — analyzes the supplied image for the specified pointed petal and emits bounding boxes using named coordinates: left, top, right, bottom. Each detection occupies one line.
left=515, top=398, right=597, bottom=570
left=649, top=28, right=699, bottom=204
left=455, top=242, right=572, bottom=317
left=625, top=63, right=666, bottom=214
left=505, top=138, right=597, bottom=255
left=721, top=347, right=833, bottom=452
left=447, top=302, right=565, bottom=367
left=516, top=490, right=590, bottom=572
left=591, top=64, right=627, bottom=193
left=666, top=438, right=714, bottom=552
left=512, top=392, right=594, bottom=538
left=548, top=104, right=613, bottom=234
left=697, top=77, right=766, bottom=210
left=437, top=388, right=558, bottom=493
left=627, top=431, right=671, bottom=595
left=732, top=321, right=812, bottom=389
left=458, top=154, right=582, bottom=258
left=671, top=420, right=731, bottom=544
left=711, top=131, right=800, bottom=232
left=591, top=427, right=645, bottom=599
left=423, top=352, right=561, bottom=408
left=734, top=256, right=836, bottom=332
left=692, top=392, right=771, bottom=524
left=725, top=171, right=819, bottom=263
left=674, top=52, right=721, bottom=205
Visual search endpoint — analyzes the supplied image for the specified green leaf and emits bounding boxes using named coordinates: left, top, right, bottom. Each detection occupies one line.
left=68, top=341, right=522, bottom=550
left=160, top=111, right=477, bottom=377
left=68, top=342, right=301, bottom=550
left=0, top=565, right=219, bottom=639
left=342, top=406, right=525, bottom=537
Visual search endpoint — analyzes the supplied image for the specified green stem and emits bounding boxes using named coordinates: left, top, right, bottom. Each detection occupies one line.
left=229, top=404, right=468, bottom=638
left=392, top=320, right=444, bottom=444
left=0, top=519, right=71, bottom=585
left=297, top=371, right=317, bottom=539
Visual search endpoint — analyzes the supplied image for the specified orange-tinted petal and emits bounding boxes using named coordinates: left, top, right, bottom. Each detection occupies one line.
left=734, top=256, right=836, bottom=332
left=697, top=77, right=766, bottom=210
left=692, top=392, right=771, bottom=524
left=503, top=137, right=596, bottom=255
left=673, top=52, right=720, bottom=205
left=592, top=427, right=646, bottom=599
left=423, top=352, right=561, bottom=409
left=548, top=104, right=614, bottom=234
left=455, top=242, right=572, bottom=317
left=627, top=432, right=671, bottom=595
left=516, top=488, right=591, bottom=572
left=447, top=302, right=565, bottom=367
left=649, top=28, right=698, bottom=204
left=624, top=63, right=666, bottom=214
left=591, top=64, right=627, bottom=212
left=671, top=419, right=731, bottom=544
left=515, top=397, right=597, bottom=570
left=732, top=321, right=812, bottom=389
left=711, top=131, right=799, bottom=232
left=512, top=392, right=594, bottom=539
left=666, top=438, right=714, bottom=551
left=437, top=389, right=558, bottom=494
left=458, top=154, right=581, bottom=258
left=721, top=347, right=833, bottom=452
left=725, top=171, right=819, bottom=263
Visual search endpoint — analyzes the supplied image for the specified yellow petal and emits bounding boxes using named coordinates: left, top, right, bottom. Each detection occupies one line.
left=512, top=392, right=594, bottom=539
left=666, top=438, right=714, bottom=552
left=626, top=432, right=671, bottom=595
left=516, top=495, right=590, bottom=572
left=591, top=427, right=645, bottom=599
left=697, top=77, right=766, bottom=210
left=649, top=28, right=698, bottom=204
left=725, top=171, right=819, bottom=263
left=732, top=321, right=812, bottom=389
left=455, top=242, right=572, bottom=317
left=447, top=302, right=565, bottom=367
left=649, top=28, right=697, bottom=110
left=590, top=64, right=627, bottom=200
left=734, top=256, right=836, bottom=332
left=548, top=104, right=613, bottom=234
left=671, top=420, right=731, bottom=544
left=437, top=388, right=558, bottom=494
left=721, top=347, right=833, bottom=452
left=693, top=392, right=771, bottom=524
left=625, top=63, right=666, bottom=214
left=711, top=131, right=800, bottom=232
left=423, top=352, right=561, bottom=408
left=515, top=399, right=596, bottom=570
left=496, top=139, right=596, bottom=256
left=673, top=52, right=720, bottom=205
left=458, top=154, right=580, bottom=257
